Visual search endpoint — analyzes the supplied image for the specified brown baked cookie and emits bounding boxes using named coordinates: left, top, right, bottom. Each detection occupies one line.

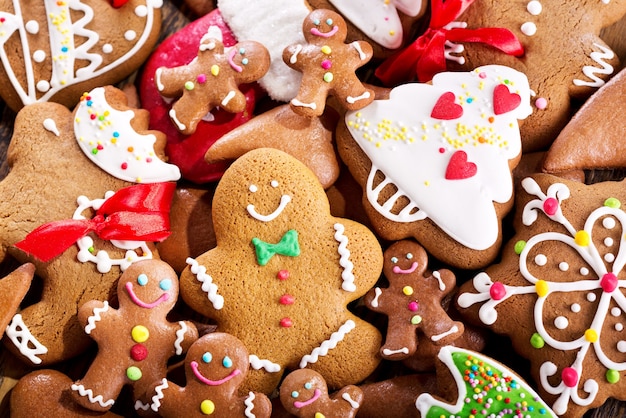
left=1, top=85, right=180, bottom=366
left=279, top=368, right=363, bottom=418
left=457, top=173, right=626, bottom=417
left=10, top=369, right=123, bottom=418
left=149, top=332, right=272, bottom=417
left=364, top=240, right=464, bottom=361
left=205, top=104, right=340, bottom=189
left=336, top=65, right=532, bottom=269
left=71, top=259, right=198, bottom=413
left=543, top=67, right=626, bottom=177
left=376, top=0, right=626, bottom=152
left=0, top=0, right=163, bottom=112
left=155, top=31, right=270, bottom=135
left=180, top=148, right=383, bottom=394
left=0, top=263, right=34, bottom=333
left=283, top=9, right=374, bottom=117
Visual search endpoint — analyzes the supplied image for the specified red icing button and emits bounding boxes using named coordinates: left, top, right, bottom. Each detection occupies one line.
left=130, top=344, right=148, bottom=361
left=279, top=294, right=295, bottom=305
left=561, top=367, right=578, bottom=388
left=601, top=273, right=618, bottom=293
left=489, top=282, right=506, bottom=300
left=277, top=270, right=289, bottom=280
left=279, top=317, right=293, bottom=328
left=543, top=197, right=559, bottom=216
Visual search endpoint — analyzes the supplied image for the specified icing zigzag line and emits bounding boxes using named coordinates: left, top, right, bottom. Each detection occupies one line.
left=333, top=223, right=356, bottom=292
left=186, top=257, right=224, bottom=309
left=84, top=301, right=109, bottom=334
left=249, top=354, right=281, bottom=373
left=70, top=383, right=115, bottom=408
left=174, top=321, right=187, bottom=355
left=244, top=392, right=256, bottom=418
left=149, top=378, right=169, bottom=412
left=573, top=43, right=615, bottom=88
left=300, top=319, right=356, bottom=368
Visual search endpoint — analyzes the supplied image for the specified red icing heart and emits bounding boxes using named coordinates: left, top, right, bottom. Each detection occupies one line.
left=445, top=150, right=477, bottom=180
left=493, top=84, right=521, bottom=115
left=431, top=92, right=463, bottom=120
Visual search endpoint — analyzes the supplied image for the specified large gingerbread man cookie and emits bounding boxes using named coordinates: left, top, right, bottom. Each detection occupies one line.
left=0, top=85, right=180, bottom=366
left=71, top=259, right=199, bottom=412
left=283, top=8, right=375, bottom=118
left=149, top=332, right=272, bottom=417
left=364, top=239, right=464, bottom=361
left=180, top=148, right=383, bottom=394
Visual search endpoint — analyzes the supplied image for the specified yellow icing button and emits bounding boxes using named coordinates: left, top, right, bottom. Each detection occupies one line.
left=585, top=329, right=598, bottom=343
left=131, top=325, right=149, bottom=343
left=315, top=413, right=326, bottom=418
left=575, top=230, right=590, bottom=246
left=210, top=64, right=220, bottom=76
left=535, top=280, right=549, bottom=297
left=201, top=399, right=215, bottom=415
left=402, top=286, right=414, bottom=296
left=321, top=45, right=331, bottom=55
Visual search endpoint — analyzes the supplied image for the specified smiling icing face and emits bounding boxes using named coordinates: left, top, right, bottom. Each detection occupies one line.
left=280, top=369, right=328, bottom=413
left=187, top=333, right=247, bottom=390
left=246, top=180, right=292, bottom=223
left=119, top=262, right=177, bottom=311
left=303, top=9, right=348, bottom=44
left=345, top=65, right=532, bottom=251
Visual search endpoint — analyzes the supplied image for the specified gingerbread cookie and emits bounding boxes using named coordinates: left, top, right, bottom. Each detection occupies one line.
left=337, top=65, right=532, bottom=269
left=1, top=86, right=179, bottom=366
left=0, top=263, right=34, bottom=334
left=357, top=374, right=437, bottom=418
left=149, top=332, right=272, bottom=417
left=364, top=240, right=464, bottom=361
left=0, top=0, right=162, bottom=112
left=457, top=173, right=626, bottom=417
left=376, top=0, right=626, bottom=152
left=70, top=259, right=198, bottom=412
left=279, top=368, right=363, bottom=418
left=180, top=148, right=383, bottom=394
left=283, top=8, right=375, bottom=118
left=154, top=28, right=270, bottom=135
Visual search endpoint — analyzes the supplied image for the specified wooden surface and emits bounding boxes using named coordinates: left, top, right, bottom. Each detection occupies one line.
left=0, top=3, right=625, bottom=417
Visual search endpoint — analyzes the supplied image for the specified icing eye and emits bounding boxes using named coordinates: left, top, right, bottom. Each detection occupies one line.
left=159, top=279, right=172, bottom=291
left=249, top=184, right=258, bottom=193
left=202, top=352, right=212, bottom=363
left=222, top=356, right=233, bottom=368
left=326, top=18, right=333, bottom=25
left=406, top=253, right=413, bottom=260
left=242, top=58, right=249, bottom=65
left=390, top=257, right=398, bottom=264
left=239, top=47, right=246, bottom=55
left=270, top=180, right=279, bottom=188
left=137, top=274, right=148, bottom=286
left=313, top=18, right=320, bottom=25
left=291, top=391, right=299, bottom=398
left=304, top=382, right=312, bottom=390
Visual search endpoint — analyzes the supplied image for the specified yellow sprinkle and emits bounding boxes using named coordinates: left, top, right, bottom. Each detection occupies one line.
left=575, top=230, right=590, bottom=246
left=535, top=280, right=549, bottom=297
left=210, top=64, right=220, bottom=76
left=402, top=286, right=413, bottom=296
left=585, top=329, right=598, bottom=343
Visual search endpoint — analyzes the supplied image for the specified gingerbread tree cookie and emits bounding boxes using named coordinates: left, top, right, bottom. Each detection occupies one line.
left=283, top=9, right=374, bottom=118
left=180, top=148, right=383, bottom=394
left=155, top=27, right=270, bottom=135
left=70, top=259, right=198, bottom=412
left=149, top=332, right=272, bottom=417
left=279, top=368, right=363, bottom=418
left=364, top=240, right=464, bottom=361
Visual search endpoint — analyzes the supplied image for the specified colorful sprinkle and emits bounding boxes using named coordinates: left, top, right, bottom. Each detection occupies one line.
left=200, top=399, right=215, bottom=415
left=126, top=366, right=142, bottom=381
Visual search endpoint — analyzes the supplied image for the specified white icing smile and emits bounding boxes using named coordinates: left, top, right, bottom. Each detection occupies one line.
left=246, top=182, right=291, bottom=222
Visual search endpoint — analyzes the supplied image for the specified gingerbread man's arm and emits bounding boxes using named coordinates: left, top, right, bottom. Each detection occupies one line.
left=170, top=320, right=199, bottom=355
left=77, top=300, right=118, bottom=338
left=148, top=379, right=185, bottom=417
left=348, top=41, right=374, bottom=67
left=333, top=385, right=364, bottom=416
left=282, top=43, right=307, bottom=72
left=242, top=391, right=272, bottom=418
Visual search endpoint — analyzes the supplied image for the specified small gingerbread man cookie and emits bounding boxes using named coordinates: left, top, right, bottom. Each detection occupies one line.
left=364, top=240, right=464, bottom=361
left=279, top=368, right=363, bottom=418
left=155, top=26, right=270, bottom=135
left=70, top=259, right=199, bottom=413
left=149, top=332, right=272, bottom=417
left=283, top=9, right=375, bottom=118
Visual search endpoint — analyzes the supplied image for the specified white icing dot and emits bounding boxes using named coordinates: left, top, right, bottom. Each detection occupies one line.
left=571, top=303, right=581, bottom=313
left=36, top=80, right=50, bottom=92
left=102, top=44, right=113, bottom=54
left=558, top=262, right=569, bottom=271
left=125, top=30, right=137, bottom=41
left=527, top=0, right=542, bottom=15
left=271, top=180, right=279, bottom=188
left=617, top=323, right=624, bottom=332
left=534, top=254, right=547, bottom=266
left=580, top=267, right=589, bottom=276
left=605, top=237, right=614, bottom=247
left=43, top=118, right=60, bottom=136
left=618, top=341, right=626, bottom=353
left=521, top=22, right=537, bottom=36
left=554, top=316, right=568, bottom=329
left=612, top=307, right=622, bottom=317
left=135, top=5, right=148, bottom=16
left=605, top=253, right=616, bottom=263
left=249, top=184, right=258, bottom=193
left=587, top=292, right=597, bottom=302
left=603, top=217, right=616, bottom=229
left=25, top=20, right=39, bottom=34
left=33, top=50, right=45, bottom=63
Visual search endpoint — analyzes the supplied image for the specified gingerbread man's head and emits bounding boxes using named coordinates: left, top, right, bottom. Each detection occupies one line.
left=118, top=259, right=179, bottom=314
left=302, top=9, right=349, bottom=45
left=382, top=239, right=428, bottom=280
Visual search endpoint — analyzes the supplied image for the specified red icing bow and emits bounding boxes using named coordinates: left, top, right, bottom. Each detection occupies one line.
left=15, top=182, right=176, bottom=262
left=375, top=0, right=524, bottom=85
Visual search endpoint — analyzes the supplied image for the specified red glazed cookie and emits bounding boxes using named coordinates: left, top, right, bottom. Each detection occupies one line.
left=149, top=332, right=272, bottom=417
left=364, top=240, right=464, bottom=361
left=283, top=9, right=375, bottom=118
left=336, top=65, right=532, bottom=269
left=279, top=368, right=363, bottom=418
left=71, top=259, right=198, bottom=413
left=0, top=0, right=162, bottom=112
left=154, top=29, right=270, bottom=135
left=180, top=148, right=383, bottom=394
left=1, top=86, right=179, bottom=366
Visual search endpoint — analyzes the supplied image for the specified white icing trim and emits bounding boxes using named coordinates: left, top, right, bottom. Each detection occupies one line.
left=70, top=383, right=115, bottom=408
left=299, top=319, right=355, bottom=368
left=333, top=223, right=356, bottom=292
left=149, top=378, right=169, bottom=412
left=186, top=257, right=224, bottom=310
left=573, top=43, right=615, bottom=88
left=370, top=287, right=382, bottom=307
left=249, top=354, right=281, bottom=373
left=84, top=301, right=109, bottom=334
left=244, top=392, right=256, bottom=418
left=5, top=314, right=48, bottom=364
left=246, top=194, right=291, bottom=222
left=382, top=347, right=409, bottom=356
left=430, top=325, right=459, bottom=342
left=174, top=321, right=187, bottom=355
left=342, top=392, right=360, bottom=409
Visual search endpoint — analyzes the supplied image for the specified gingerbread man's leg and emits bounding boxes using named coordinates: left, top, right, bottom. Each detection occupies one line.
left=381, top=314, right=420, bottom=360
left=419, top=300, right=464, bottom=346
left=334, top=74, right=374, bottom=111
left=290, top=74, right=331, bottom=118
left=71, top=356, right=127, bottom=412
left=169, top=92, right=212, bottom=135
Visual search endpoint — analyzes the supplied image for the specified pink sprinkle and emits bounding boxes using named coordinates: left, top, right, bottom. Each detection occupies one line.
left=197, top=74, right=207, bottom=84
left=478, top=72, right=487, bottom=79
left=438, top=147, right=445, bottom=153
left=321, top=59, right=332, bottom=70
left=561, top=367, right=578, bottom=388
left=535, top=97, right=548, bottom=110
left=489, top=282, right=506, bottom=300
left=146, top=157, right=152, bottom=163
left=543, top=197, right=559, bottom=216
left=121, top=162, right=128, bottom=170
left=408, top=301, right=419, bottom=312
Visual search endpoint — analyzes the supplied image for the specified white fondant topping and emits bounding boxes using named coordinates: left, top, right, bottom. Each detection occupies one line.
left=521, top=21, right=537, bottom=36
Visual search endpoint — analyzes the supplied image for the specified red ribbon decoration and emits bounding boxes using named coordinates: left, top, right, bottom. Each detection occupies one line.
left=375, top=0, right=525, bottom=86
left=15, top=182, right=177, bottom=262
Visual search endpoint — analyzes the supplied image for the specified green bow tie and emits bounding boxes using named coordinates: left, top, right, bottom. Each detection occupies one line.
left=252, top=229, right=300, bottom=266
